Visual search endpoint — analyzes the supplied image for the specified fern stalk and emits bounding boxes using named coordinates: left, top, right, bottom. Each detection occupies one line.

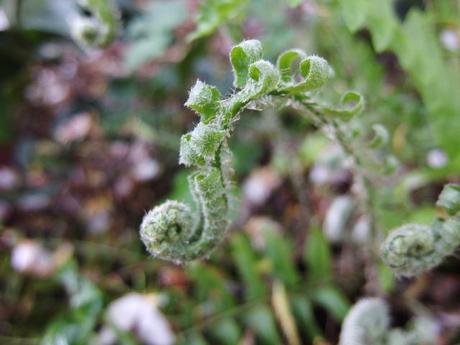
left=140, top=39, right=369, bottom=264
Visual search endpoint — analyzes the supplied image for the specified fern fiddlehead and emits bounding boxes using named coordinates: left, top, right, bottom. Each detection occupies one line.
left=340, top=298, right=437, bottom=345
left=381, top=183, right=460, bottom=277
left=140, top=40, right=365, bottom=263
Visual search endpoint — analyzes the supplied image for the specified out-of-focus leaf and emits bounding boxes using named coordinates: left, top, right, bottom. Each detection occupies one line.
left=298, top=134, right=328, bottom=167
left=106, top=327, right=139, bottom=345
left=180, top=333, right=209, bottom=345
left=208, top=318, right=241, bottom=345
left=59, top=266, right=102, bottom=310
left=248, top=0, right=295, bottom=56
left=41, top=261, right=103, bottom=345
left=188, top=0, right=248, bottom=41
left=290, top=295, right=322, bottom=340
left=187, top=264, right=236, bottom=311
left=313, top=286, right=349, bottom=322
left=366, top=0, right=397, bottom=52
left=340, top=0, right=368, bottom=32
left=285, top=0, right=303, bottom=7
left=399, top=12, right=460, bottom=161
left=245, top=304, right=282, bottom=345
left=431, top=0, right=460, bottom=23
left=271, top=280, right=301, bottom=345
left=368, top=124, right=389, bottom=149
left=304, top=227, right=332, bottom=285
left=340, top=2, right=460, bottom=161
left=232, top=140, right=263, bottom=175
left=3, top=0, right=75, bottom=35
left=42, top=319, right=84, bottom=345
left=377, top=262, right=395, bottom=293
left=263, top=226, right=299, bottom=288
left=230, top=233, right=266, bottom=300
left=125, top=0, right=187, bottom=70
left=406, top=206, right=437, bottom=225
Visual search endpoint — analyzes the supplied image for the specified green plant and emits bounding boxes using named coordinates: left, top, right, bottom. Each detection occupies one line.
left=169, top=218, right=349, bottom=344
left=124, top=0, right=187, bottom=70
left=188, top=0, right=248, bottom=41
left=339, top=298, right=436, bottom=345
left=41, top=261, right=103, bottom=345
left=339, top=0, right=460, bottom=162
left=381, top=183, right=460, bottom=277
left=139, top=39, right=366, bottom=264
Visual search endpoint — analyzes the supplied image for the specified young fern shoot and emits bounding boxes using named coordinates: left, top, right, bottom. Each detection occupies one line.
left=339, top=298, right=437, bottom=345
left=381, top=183, right=460, bottom=277
left=140, top=40, right=364, bottom=264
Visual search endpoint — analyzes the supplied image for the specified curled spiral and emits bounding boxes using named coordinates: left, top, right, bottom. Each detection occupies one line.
left=140, top=201, right=195, bottom=262
left=381, top=184, right=460, bottom=277
left=380, top=224, right=440, bottom=277
left=140, top=168, right=229, bottom=264
left=140, top=39, right=364, bottom=263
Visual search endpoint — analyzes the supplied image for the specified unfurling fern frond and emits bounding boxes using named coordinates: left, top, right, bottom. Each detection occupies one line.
left=140, top=39, right=365, bottom=263
left=381, top=184, right=460, bottom=277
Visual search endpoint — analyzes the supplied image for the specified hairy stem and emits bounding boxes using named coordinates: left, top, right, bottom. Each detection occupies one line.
left=292, top=99, right=381, bottom=293
left=140, top=40, right=368, bottom=264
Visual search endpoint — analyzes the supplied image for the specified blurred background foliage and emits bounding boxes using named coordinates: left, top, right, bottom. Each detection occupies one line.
left=0, top=0, right=460, bottom=344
